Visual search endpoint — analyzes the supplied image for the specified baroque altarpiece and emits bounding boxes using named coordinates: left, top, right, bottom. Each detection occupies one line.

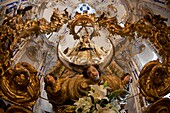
left=0, top=0, right=170, bottom=113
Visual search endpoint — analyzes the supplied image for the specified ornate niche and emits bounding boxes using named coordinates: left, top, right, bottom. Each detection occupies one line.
left=43, top=4, right=131, bottom=112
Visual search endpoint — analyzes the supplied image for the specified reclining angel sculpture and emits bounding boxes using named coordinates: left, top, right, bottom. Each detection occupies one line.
left=44, top=26, right=130, bottom=112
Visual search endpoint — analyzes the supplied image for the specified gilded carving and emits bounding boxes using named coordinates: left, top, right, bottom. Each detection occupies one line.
left=44, top=65, right=130, bottom=112
left=145, top=98, right=170, bottom=113
left=0, top=1, right=170, bottom=112
left=6, top=105, right=33, bottom=113
left=139, top=60, right=170, bottom=102
left=0, top=62, right=40, bottom=108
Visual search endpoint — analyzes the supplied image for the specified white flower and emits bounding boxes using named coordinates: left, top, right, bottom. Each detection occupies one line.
left=110, top=100, right=121, bottom=111
left=93, top=104, right=118, bottom=113
left=73, top=84, right=125, bottom=113
left=74, top=96, right=92, bottom=113
left=88, top=84, right=109, bottom=101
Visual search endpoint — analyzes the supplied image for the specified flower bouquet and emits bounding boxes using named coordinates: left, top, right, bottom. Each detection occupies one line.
left=65, top=82, right=129, bottom=113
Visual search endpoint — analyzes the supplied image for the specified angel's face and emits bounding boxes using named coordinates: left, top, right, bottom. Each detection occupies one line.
left=86, top=66, right=99, bottom=81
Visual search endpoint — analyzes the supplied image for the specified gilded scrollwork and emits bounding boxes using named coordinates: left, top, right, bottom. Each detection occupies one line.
left=6, top=105, right=33, bottom=113
left=0, top=9, right=70, bottom=110
left=68, top=12, right=96, bottom=39
left=0, top=62, right=40, bottom=108
left=98, top=12, right=170, bottom=103
left=98, top=11, right=170, bottom=61
left=139, top=60, right=170, bottom=102
left=145, top=98, right=170, bottom=113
